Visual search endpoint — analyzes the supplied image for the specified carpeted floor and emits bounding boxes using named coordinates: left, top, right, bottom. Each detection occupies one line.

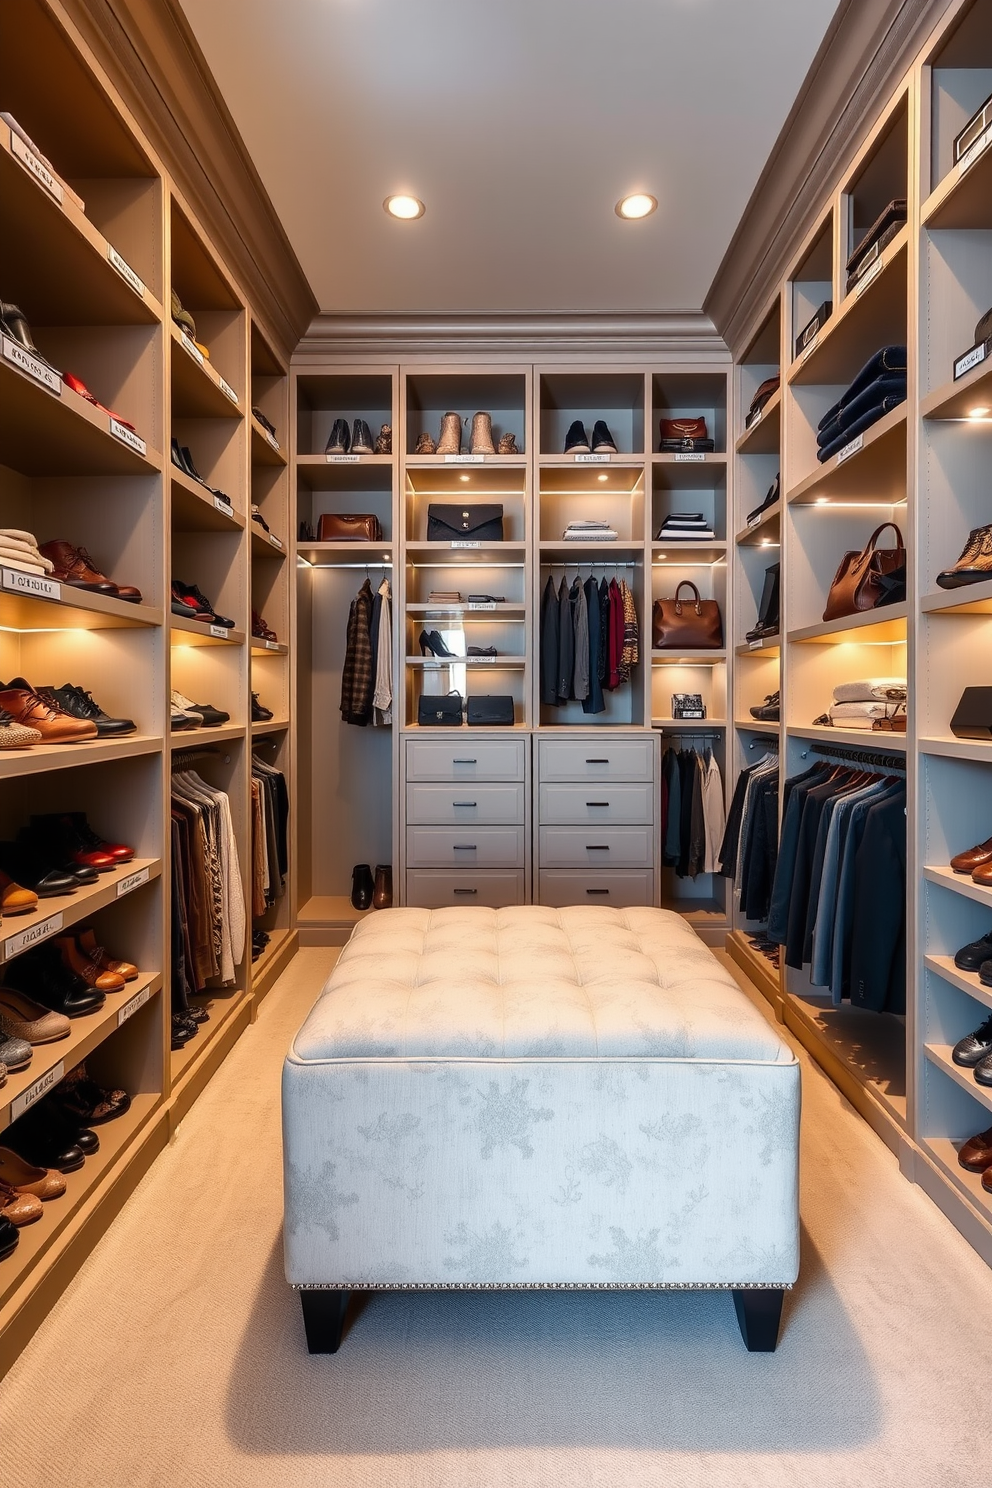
left=2, top=944, right=989, bottom=1487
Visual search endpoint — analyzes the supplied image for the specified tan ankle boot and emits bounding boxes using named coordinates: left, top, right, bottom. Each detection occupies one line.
left=436, top=412, right=462, bottom=455
left=470, top=412, right=495, bottom=454
left=497, top=432, right=518, bottom=454
left=414, top=431, right=436, bottom=454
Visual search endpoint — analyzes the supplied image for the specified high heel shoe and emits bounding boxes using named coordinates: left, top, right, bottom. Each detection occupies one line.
left=419, top=629, right=457, bottom=658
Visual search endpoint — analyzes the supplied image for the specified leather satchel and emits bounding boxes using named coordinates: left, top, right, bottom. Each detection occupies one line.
left=417, top=691, right=463, bottom=726
left=658, top=416, right=715, bottom=453
left=427, top=504, right=503, bottom=543
left=317, top=512, right=382, bottom=542
left=652, top=581, right=723, bottom=650
left=822, top=522, right=906, bottom=622
left=466, top=694, right=514, bottom=726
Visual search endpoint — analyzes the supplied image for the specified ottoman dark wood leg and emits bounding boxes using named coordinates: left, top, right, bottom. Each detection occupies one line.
left=299, top=1288, right=351, bottom=1353
left=732, top=1287, right=784, bottom=1352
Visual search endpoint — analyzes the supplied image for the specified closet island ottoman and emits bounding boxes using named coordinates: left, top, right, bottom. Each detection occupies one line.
left=282, top=906, right=800, bottom=1352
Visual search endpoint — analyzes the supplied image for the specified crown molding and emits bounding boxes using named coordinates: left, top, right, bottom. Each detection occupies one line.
left=705, top=0, right=951, bottom=356
left=59, top=0, right=317, bottom=363
left=298, top=312, right=729, bottom=365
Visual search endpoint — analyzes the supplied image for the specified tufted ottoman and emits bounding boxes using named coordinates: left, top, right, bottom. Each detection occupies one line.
left=282, top=906, right=800, bottom=1352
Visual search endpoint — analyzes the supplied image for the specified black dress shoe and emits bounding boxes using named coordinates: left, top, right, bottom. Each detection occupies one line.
left=0, top=1212, right=18, bottom=1260
left=325, top=419, right=350, bottom=454
left=975, top=1052, right=992, bottom=1087
left=952, top=1013, right=992, bottom=1067
left=955, top=929, right=992, bottom=972
left=563, top=420, right=589, bottom=454
left=7, top=1102, right=86, bottom=1173
left=251, top=693, right=273, bottom=722
left=746, top=474, right=780, bottom=525
left=351, top=864, right=374, bottom=911
left=351, top=418, right=374, bottom=454
left=0, top=839, right=77, bottom=898
left=38, top=685, right=135, bottom=738
left=749, top=691, right=780, bottom=721
left=4, top=943, right=105, bottom=1019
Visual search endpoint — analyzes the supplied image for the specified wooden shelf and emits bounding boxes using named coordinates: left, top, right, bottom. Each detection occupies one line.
left=407, top=655, right=525, bottom=668
left=0, top=356, right=161, bottom=478
left=921, top=354, right=992, bottom=422
left=652, top=717, right=726, bottom=728
left=926, top=1043, right=992, bottom=1118
left=919, top=736, right=992, bottom=763
left=784, top=991, right=907, bottom=1129
left=726, top=928, right=781, bottom=1006
left=169, top=987, right=251, bottom=1091
left=170, top=467, right=244, bottom=532
left=406, top=603, right=526, bottom=617
left=250, top=927, right=298, bottom=1002
left=170, top=617, right=245, bottom=647
left=924, top=954, right=992, bottom=1015
left=735, top=389, right=781, bottom=454
left=0, top=734, right=162, bottom=781
left=736, top=639, right=780, bottom=657
left=250, top=639, right=288, bottom=657
left=298, top=541, right=394, bottom=565
left=786, top=227, right=908, bottom=387
left=650, top=650, right=727, bottom=665
left=297, top=894, right=373, bottom=929
left=0, top=858, right=162, bottom=965
left=250, top=414, right=286, bottom=466
left=919, top=1136, right=992, bottom=1229
left=170, top=723, right=243, bottom=747
left=251, top=718, right=289, bottom=736
left=651, top=456, right=727, bottom=491
left=922, top=577, right=992, bottom=614
left=405, top=541, right=527, bottom=567
left=677, top=900, right=729, bottom=926
left=651, top=541, right=727, bottom=564
left=735, top=717, right=780, bottom=734
left=296, top=453, right=394, bottom=490
left=786, top=724, right=906, bottom=753
left=786, top=403, right=907, bottom=505
left=250, top=524, right=287, bottom=558
left=540, top=541, right=643, bottom=559
left=788, top=604, right=907, bottom=644
left=925, top=865, right=992, bottom=910
left=169, top=322, right=242, bottom=420
left=0, top=581, right=160, bottom=632
left=923, top=142, right=992, bottom=230
left=735, top=502, right=781, bottom=547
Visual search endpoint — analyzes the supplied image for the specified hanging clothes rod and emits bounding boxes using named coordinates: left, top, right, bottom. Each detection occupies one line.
left=803, top=740, right=905, bottom=771
left=748, top=735, right=781, bottom=749
left=308, top=561, right=393, bottom=570
left=545, top=560, right=639, bottom=569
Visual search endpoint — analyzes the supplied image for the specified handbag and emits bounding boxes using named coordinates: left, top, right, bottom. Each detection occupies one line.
left=822, top=522, right=906, bottom=622
left=317, top=513, right=382, bottom=542
left=466, top=695, right=514, bottom=727
left=417, top=691, right=463, bottom=726
left=658, top=416, right=714, bottom=453
left=427, top=504, right=503, bottom=543
left=652, top=581, right=723, bottom=650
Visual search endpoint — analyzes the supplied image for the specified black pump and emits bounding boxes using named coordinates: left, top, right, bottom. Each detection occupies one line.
left=419, top=629, right=457, bottom=658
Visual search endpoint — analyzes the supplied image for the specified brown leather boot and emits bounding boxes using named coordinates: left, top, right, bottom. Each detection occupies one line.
left=38, top=540, right=118, bottom=594
left=373, top=864, right=392, bottom=910
left=470, top=412, right=495, bottom=454
left=936, top=525, right=992, bottom=589
left=436, top=411, right=462, bottom=455
left=55, top=934, right=125, bottom=992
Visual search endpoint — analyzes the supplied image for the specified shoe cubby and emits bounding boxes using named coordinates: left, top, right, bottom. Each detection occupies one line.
left=296, top=371, right=395, bottom=462
left=736, top=545, right=780, bottom=643
left=407, top=371, right=527, bottom=458
left=169, top=202, right=246, bottom=420
left=920, top=225, right=992, bottom=410
left=538, top=371, right=644, bottom=458
left=786, top=503, right=907, bottom=634
left=924, top=0, right=992, bottom=218
left=170, top=623, right=246, bottom=732
left=405, top=463, right=528, bottom=543
left=538, top=464, right=644, bottom=545
left=839, top=92, right=909, bottom=313
left=736, top=300, right=781, bottom=455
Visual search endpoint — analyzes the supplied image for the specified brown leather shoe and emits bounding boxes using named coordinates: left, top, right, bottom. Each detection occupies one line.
left=0, top=990, right=71, bottom=1044
left=973, top=860, right=992, bottom=886
left=0, top=1178, right=43, bottom=1226
left=0, top=682, right=98, bottom=743
left=951, top=835, right=992, bottom=874
left=936, top=525, right=992, bottom=589
left=0, top=1147, right=66, bottom=1200
left=373, top=864, right=393, bottom=910
left=960, top=1125, right=992, bottom=1171
left=38, top=539, right=119, bottom=595
left=55, top=934, right=125, bottom=992
left=983, top=1167, right=992, bottom=1194
left=74, top=926, right=138, bottom=983
left=0, top=870, right=37, bottom=915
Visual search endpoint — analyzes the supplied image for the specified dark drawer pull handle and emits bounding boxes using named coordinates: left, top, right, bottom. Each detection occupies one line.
left=586, top=888, right=610, bottom=895
left=453, top=844, right=478, bottom=851
left=586, top=845, right=610, bottom=851
left=452, top=801, right=478, bottom=807
left=585, top=757, right=610, bottom=764
left=453, top=758, right=478, bottom=764
left=586, top=801, right=610, bottom=807
left=454, top=888, right=478, bottom=895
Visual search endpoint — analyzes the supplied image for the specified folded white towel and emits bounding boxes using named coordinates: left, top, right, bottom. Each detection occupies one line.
left=832, top=678, right=907, bottom=704
left=829, top=700, right=904, bottom=721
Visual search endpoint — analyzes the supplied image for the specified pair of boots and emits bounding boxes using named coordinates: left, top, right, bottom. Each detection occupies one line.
left=745, top=562, right=780, bottom=643
left=415, top=412, right=517, bottom=457
left=351, top=863, right=392, bottom=911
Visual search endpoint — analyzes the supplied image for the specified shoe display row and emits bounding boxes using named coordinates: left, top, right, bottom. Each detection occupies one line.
left=417, top=629, right=497, bottom=659
left=171, top=691, right=230, bottom=731
left=170, top=439, right=234, bottom=512
left=0, top=813, right=134, bottom=914
left=252, top=406, right=280, bottom=445
left=170, top=291, right=211, bottom=360
left=958, top=1123, right=992, bottom=1192
left=749, top=690, right=780, bottom=722
left=0, top=528, right=141, bottom=604
left=170, top=580, right=235, bottom=629
left=415, top=412, right=517, bottom=457
left=0, top=678, right=135, bottom=747
left=564, top=419, right=617, bottom=455
left=745, top=562, right=780, bottom=644
left=1, top=300, right=143, bottom=442
left=325, top=418, right=391, bottom=456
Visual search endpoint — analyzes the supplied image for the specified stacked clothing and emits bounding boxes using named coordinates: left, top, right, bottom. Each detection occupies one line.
left=171, top=770, right=247, bottom=1000
left=655, top=512, right=716, bottom=541
left=427, top=590, right=461, bottom=603
left=562, top=520, right=618, bottom=542
left=816, top=346, right=906, bottom=462
left=540, top=573, right=638, bottom=713
left=719, top=750, right=779, bottom=920
left=0, top=529, right=54, bottom=576
left=340, top=576, right=392, bottom=726
left=814, top=677, right=907, bottom=731
left=766, top=759, right=906, bottom=1010
left=251, top=753, right=289, bottom=919
left=661, top=744, right=726, bottom=879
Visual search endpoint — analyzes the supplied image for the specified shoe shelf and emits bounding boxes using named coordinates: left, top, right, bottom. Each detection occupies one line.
left=921, top=357, right=992, bottom=422
left=251, top=718, right=288, bottom=736
left=919, top=736, right=992, bottom=763
left=735, top=640, right=781, bottom=658
left=788, top=230, right=909, bottom=388
left=0, top=128, right=162, bottom=329
left=923, top=140, right=992, bottom=231
left=0, top=735, right=163, bottom=782
left=925, top=954, right=992, bottom=1015
left=169, top=722, right=244, bottom=747
left=537, top=454, right=644, bottom=469
left=735, top=717, right=779, bottom=735
left=924, top=865, right=992, bottom=910
left=250, top=414, right=286, bottom=468
left=650, top=650, right=727, bottom=666
left=0, top=358, right=161, bottom=478
left=539, top=541, right=643, bottom=559
left=406, top=602, right=526, bottom=617
left=405, top=540, right=526, bottom=567
left=0, top=858, right=162, bottom=965
left=170, top=468, right=245, bottom=533
left=919, top=1134, right=992, bottom=1229
left=925, top=1043, right=992, bottom=1118
left=0, top=972, right=162, bottom=1136
left=651, top=716, right=726, bottom=729
left=652, top=452, right=728, bottom=471
left=786, top=722, right=907, bottom=753
left=735, top=389, right=781, bottom=455
left=922, top=578, right=992, bottom=614
left=786, top=404, right=908, bottom=505
left=406, top=454, right=528, bottom=470
left=169, top=323, right=242, bottom=422
left=297, top=542, right=394, bottom=569
left=735, top=503, right=781, bottom=547
left=250, top=639, right=288, bottom=657
left=0, top=584, right=161, bottom=633
left=168, top=988, right=252, bottom=1116
left=406, top=656, right=526, bottom=668
left=169, top=617, right=245, bottom=647
left=783, top=991, right=908, bottom=1128
left=251, top=925, right=294, bottom=993
left=250, top=525, right=287, bottom=559
left=788, top=603, right=908, bottom=645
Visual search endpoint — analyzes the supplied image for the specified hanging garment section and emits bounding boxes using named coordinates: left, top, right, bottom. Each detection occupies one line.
left=540, top=568, right=639, bottom=714
left=718, top=747, right=780, bottom=921
left=765, top=751, right=906, bottom=1012
left=660, top=740, right=726, bottom=879
left=340, top=574, right=393, bottom=727
left=250, top=749, right=289, bottom=960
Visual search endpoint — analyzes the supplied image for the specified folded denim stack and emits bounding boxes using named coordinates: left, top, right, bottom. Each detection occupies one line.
left=562, top=520, right=618, bottom=541
left=0, top=530, right=54, bottom=577
left=655, top=513, right=716, bottom=541
left=816, top=677, right=907, bottom=730
left=816, top=347, right=907, bottom=463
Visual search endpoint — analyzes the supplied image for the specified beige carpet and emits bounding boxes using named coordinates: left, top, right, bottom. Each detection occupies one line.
left=2, top=945, right=990, bottom=1487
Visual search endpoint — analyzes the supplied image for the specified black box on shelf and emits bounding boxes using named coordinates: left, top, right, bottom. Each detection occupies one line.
left=672, top=693, right=705, bottom=720
left=794, top=301, right=833, bottom=359
left=954, top=91, right=992, bottom=165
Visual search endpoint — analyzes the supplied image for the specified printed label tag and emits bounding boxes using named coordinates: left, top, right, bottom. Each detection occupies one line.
left=326, top=453, right=359, bottom=463
left=11, top=1062, right=65, bottom=1121
left=450, top=540, right=482, bottom=548
left=836, top=432, right=864, bottom=464
left=264, top=429, right=280, bottom=451
left=2, top=567, right=61, bottom=601
left=109, top=417, right=147, bottom=456
left=674, top=452, right=705, bottom=462
left=747, top=410, right=762, bottom=430
left=468, top=601, right=497, bottom=610
left=213, top=495, right=233, bottom=515
left=180, top=330, right=204, bottom=365
left=801, top=335, right=818, bottom=364
left=107, top=244, right=145, bottom=297
left=954, top=341, right=988, bottom=380
left=118, top=985, right=151, bottom=1026
left=749, top=638, right=765, bottom=649
left=10, top=131, right=63, bottom=203
left=574, top=453, right=610, bottom=463
left=217, top=374, right=238, bottom=404
left=264, top=639, right=280, bottom=651
left=209, top=624, right=229, bottom=639
left=443, top=454, right=484, bottom=464
left=116, top=865, right=150, bottom=898
left=1, top=335, right=61, bottom=394
left=269, top=534, right=283, bottom=549
left=958, top=122, right=992, bottom=177
left=747, top=512, right=763, bottom=528
left=856, top=257, right=884, bottom=298
left=4, top=913, right=63, bottom=961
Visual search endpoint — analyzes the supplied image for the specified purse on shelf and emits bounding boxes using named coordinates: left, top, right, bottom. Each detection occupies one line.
left=426, top=504, right=504, bottom=543
left=652, top=581, right=723, bottom=650
left=316, top=512, right=382, bottom=542
left=822, top=522, right=906, bottom=622
left=417, top=691, right=463, bottom=727
left=466, top=695, right=515, bottom=727
left=658, top=416, right=715, bottom=453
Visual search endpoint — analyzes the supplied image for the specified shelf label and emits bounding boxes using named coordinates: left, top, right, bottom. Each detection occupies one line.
left=674, top=452, right=705, bottom=462
left=673, top=710, right=705, bottom=719
left=574, top=453, right=610, bottom=463
left=1, top=335, right=61, bottom=394
left=209, top=624, right=230, bottom=639
left=109, top=417, right=147, bottom=456
left=748, top=638, right=765, bottom=650
left=746, top=410, right=762, bottom=430
left=2, top=567, right=61, bottom=601
left=180, top=330, right=204, bottom=365
left=10, top=131, right=63, bottom=203
left=855, top=257, right=884, bottom=298
left=11, top=1061, right=65, bottom=1121
left=269, top=533, right=284, bottom=549
left=444, top=454, right=484, bottom=464
left=326, top=453, right=359, bottom=463
left=118, top=985, right=151, bottom=1026
left=264, top=429, right=280, bottom=451
left=117, top=865, right=150, bottom=898
left=468, top=601, right=497, bottom=610
left=450, top=540, right=482, bottom=548
left=468, top=656, right=496, bottom=664
left=958, top=122, right=992, bottom=178
left=954, top=341, right=988, bottom=380
left=801, top=335, right=818, bottom=364
left=264, top=639, right=280, bottom=651
left=836, top=432, right=864, bottom=464
left=217, top=373, right=239, bottom=404
left=4, top=912, right=63, bottom=960
left=213, top=495, right=233, bottom=515
left=107, top=244, right=145, bottom=298
left=746, top=512, right=763, bottom=528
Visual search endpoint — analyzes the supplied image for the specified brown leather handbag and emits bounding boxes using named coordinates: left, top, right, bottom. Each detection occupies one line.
left=659, top=417, right=707, bottom=442
left=652, top=581, right=723, bottom=650
left=822, top=522, right=906, bottom=622
left=317, top=513, right=382, bottom=542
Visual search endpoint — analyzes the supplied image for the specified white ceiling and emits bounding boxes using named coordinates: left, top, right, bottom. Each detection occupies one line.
left=180, top=0, right=839, bottom=318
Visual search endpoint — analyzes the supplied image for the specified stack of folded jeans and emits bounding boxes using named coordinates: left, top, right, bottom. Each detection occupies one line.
left=816, top=347, right=906, bottom=463
left=562, top=520, right=618, bottom=542
left=655, top=512, right=715, bottom=541
left=0, top=530, right=55, bottom=577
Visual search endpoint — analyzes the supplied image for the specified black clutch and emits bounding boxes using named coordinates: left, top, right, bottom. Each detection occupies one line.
left=951, top=687, right=992, bottom=739
left=427, top=504, right=503, bottom=543
left=417, top=692, right=463, bottom=726
left=466, top=695, right=515, bottom=727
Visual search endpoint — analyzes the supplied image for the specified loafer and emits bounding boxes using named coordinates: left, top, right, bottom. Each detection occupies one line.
left=591, top=419, right=618, bottom=454
left=324, top=419, right=350, bottom=454
left=0, top=840, right=78, bottom=899
left=0, top=1179, right=43, bottom=1227
left=61, top=372, right=135, bottom=431
left=251, top=693, right=273, bottom=722
left=563, top=419, right=589, bottom=454
left=74, top=926, right=138, bottom=984
left=954, top=929, right=992, bottom=972
left=959, top=1124, right=992, bottom=1171
left=0, top=870, right=38, bottom=916
left=0, top=991, right=71, bottom=1044
left=0, top=1146, right=66, bottom=1200
left=952, top=1013, right=992, bottom=1066
left=351, top=418, right=374, bottom=454
left=0, top=1033, right=32, bottom=1072
left=950, top=835, right=992, bottom=874
left=0, top=1213, right=18, bottom=1260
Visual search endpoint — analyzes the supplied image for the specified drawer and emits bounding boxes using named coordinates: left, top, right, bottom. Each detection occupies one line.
left=407, top=782, right=526, bottom=825
left=406, top=824, right=526, bottom=868
left=539, top=782, right=654, bottom=825
left=537, top=736, right=655, bottom=782
left=406, top=737, right=526, bottom=781
left=539, top=824, right=654, bottom=869
left=538, top=869, right=655, bottom=908
left=405, top=870, right=525, bottom=909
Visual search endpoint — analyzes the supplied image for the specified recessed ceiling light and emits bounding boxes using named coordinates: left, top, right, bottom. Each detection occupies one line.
left=968, top=405, right=991, bottom=418
left=616, top=193, right=657, bottom=220
left=384, top=194, right=425, bottom=220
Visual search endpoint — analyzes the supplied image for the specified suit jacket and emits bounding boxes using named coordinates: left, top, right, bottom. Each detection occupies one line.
left=540, top=574, right=560, bottom=707
left=581, top=574, right=605, bottom=714
left=849, top=789, right=907, bottom=1013
left=556, top=577, right=574, bottom=700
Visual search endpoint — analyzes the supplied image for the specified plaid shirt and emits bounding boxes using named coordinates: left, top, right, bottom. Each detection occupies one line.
left=340, top=578, right=374, bottom=725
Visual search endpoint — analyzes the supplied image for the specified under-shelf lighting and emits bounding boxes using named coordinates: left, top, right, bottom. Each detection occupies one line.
left=968, top=405, right=991, bottom=419
left=384, top=194, right=425, bottom=220
left=598, top=473, right=609, bottom=482
left=459, top=474, right=470, bottom=482
left=815, top=496, right=830, bottom=505
left=615, top=193, right=658, bottom=220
